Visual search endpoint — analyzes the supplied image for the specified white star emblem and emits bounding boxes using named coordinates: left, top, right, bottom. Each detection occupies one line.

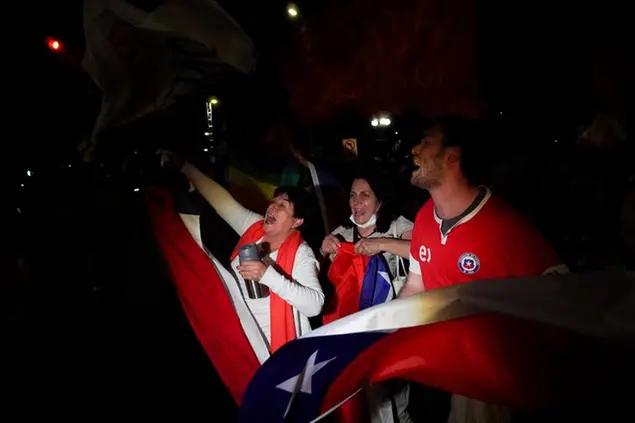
left=276, top=350, right=336, bottom=417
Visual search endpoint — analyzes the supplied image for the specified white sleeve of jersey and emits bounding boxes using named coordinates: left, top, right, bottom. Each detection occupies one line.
left=409, top=252, right=422, bottom=275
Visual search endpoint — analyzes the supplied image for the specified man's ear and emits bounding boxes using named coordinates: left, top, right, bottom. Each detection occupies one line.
left=292, top=217, right=304, bottom=229
left=446, top=147, right=461, bottom=164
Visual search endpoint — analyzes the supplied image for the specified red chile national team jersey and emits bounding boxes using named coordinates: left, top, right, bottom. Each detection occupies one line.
left=409, top=189, right=566, bottom=290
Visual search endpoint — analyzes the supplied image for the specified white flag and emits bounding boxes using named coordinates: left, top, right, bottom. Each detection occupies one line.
left=82, top=0, right=256, bottom=146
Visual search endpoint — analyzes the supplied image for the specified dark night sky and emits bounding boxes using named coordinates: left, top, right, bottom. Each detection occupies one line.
left=6, top=0, right=630, bottom=179
left=9, top=1, right=93, bottom=172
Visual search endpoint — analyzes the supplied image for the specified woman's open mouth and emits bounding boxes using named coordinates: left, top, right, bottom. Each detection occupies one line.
left=264, top=213, right=276, bottom=225
left=353, top=209, right=366, bottom=218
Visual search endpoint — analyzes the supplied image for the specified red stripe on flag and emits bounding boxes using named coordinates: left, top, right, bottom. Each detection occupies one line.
left=323, top=243, right=369, bottom=325
left=321, top=313, right=616, bottom=416
left=146, top=187, right=260, bottom=404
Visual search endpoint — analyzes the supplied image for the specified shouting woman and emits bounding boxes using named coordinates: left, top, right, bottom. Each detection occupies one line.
left=160, top=151, right=325, bottom=361
left=319, top=170, right=413, bottom=423
left=321, top=171, right=413, bottom=279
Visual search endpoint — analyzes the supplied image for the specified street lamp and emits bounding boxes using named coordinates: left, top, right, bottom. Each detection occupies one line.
left=287, top=3, right=299, bottom=18
left=370, top=115, right=391, bottom=127
left=205, top=96, right=220, bottom=163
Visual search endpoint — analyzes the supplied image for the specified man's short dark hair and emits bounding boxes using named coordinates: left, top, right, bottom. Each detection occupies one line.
left=431, top=116, right=476, bottom=149
left=429, top=115, right=482, bottom=184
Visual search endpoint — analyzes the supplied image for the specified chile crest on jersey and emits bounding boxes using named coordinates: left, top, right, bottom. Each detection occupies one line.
left=458, top=252, right=480, bottom=274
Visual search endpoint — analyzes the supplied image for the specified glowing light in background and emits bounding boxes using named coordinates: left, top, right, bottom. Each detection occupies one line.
left=47, top=37, right=62, bottom=52
left=371, top=116, right=391, bottom=127
left=287, top=3, right=299, bottom=18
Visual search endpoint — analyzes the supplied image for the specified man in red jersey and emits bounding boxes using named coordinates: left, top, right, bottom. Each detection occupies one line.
left=399, top=116, right=568, bottom=423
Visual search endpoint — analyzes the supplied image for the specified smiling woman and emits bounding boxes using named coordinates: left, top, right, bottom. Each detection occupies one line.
left=321, top=169, right=413, bottom=281
left=318, top=168, right=414, bottom=422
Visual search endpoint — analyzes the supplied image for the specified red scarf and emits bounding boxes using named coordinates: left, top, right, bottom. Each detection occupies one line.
left=230, top=221, right=302, bottom=353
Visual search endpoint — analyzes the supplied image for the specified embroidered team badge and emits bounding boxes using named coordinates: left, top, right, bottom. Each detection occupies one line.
left=458, top=252, right=480, bottom=274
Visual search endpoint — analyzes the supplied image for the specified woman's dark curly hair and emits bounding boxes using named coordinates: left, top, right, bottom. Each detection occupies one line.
left=340, top=167, right=397, bottom=234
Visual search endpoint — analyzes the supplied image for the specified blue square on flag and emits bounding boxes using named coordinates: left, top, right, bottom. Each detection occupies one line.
left=239, top=332, right=386, bottom=423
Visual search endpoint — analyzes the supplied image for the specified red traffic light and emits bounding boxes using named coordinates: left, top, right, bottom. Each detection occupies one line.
left=46, top=37, right=62, bottom=52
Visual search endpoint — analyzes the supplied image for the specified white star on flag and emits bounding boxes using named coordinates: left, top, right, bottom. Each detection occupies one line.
left=276, top=350, right=336, bottom=418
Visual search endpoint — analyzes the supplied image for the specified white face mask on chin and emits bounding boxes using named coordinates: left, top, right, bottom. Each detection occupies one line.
left=349, top=213, right=377, bottom=229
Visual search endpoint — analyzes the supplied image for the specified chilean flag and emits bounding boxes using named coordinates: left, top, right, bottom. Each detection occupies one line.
left=239, top=271, right=634, bottom=422
left=323, top=244, right=394, bottom=325
left=146, top=180, right=262, bottom=404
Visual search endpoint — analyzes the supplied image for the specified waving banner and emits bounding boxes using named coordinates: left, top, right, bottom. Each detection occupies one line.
left=240, top=271, right=634, bottom=422
left=82, top=0, right=256, bottom=150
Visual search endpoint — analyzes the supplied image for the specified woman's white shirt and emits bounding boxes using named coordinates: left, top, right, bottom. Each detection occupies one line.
left=181, top=163, right=324, bottom=348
